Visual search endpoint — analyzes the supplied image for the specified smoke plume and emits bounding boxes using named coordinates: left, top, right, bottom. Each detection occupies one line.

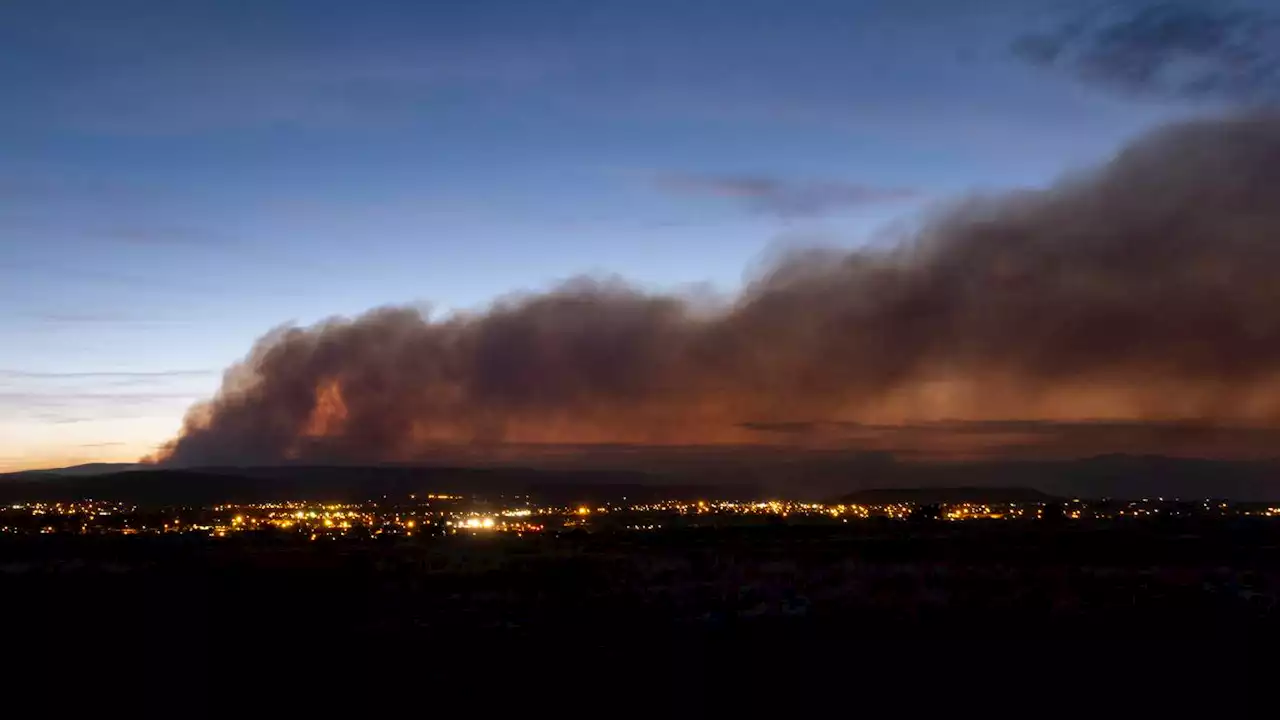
left=158, top=113, right=1280, bottom=465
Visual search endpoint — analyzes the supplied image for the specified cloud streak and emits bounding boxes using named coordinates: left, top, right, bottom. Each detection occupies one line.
left=0, top=369, right=213, bottom=380
left=16, top=312, right=198, bottom=326
left=97, top=225, right=233, bottom=248
left=46, top=47, right=552, bottom=135
left=1014, top=1, right=1280, bottom=105
left=0, top=391, right=201, bottom=406
left=655, top=174, right=920, bottom=218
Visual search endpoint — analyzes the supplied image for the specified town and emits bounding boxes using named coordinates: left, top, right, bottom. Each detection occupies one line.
left=4, top=494, right=1277, bottom=538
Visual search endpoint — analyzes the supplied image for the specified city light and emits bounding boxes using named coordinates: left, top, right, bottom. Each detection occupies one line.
left=0, top=496, right=1267, bottom=539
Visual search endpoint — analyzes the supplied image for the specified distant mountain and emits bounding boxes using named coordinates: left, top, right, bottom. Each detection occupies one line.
left=826, top=454, right=1280, bottom=502
left=1, top=462, right=145, bottom=480
left=1, top=453, right=1276, bottom=504
left=0, top=464, right=759, bottom=506
left=45, top=463, right=145, bottom=476
left=837, top=486, right=1058, bottom=505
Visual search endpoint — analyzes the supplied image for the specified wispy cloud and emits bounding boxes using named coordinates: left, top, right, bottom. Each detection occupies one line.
left=655, top=174, right=919, bottom=218
left=26, top=413, right=94, bottom=425
left=0, top=387, right=202, bottom=426
left=1013, top=1, right=1280, bottom=106
left=46, top=48, right=553, bottom=135
left=97, top=225, right=233, bottom=247
left=0, top=370, right=214, bottom=421
left=0, top=391, right=202, bottom=405
left=0, top=369, right=213, bottom=380
left=17, top=311, right=199, bottom=326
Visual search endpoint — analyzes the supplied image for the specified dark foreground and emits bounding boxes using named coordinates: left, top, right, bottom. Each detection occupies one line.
left=6, top=520, right=1278, bottom=709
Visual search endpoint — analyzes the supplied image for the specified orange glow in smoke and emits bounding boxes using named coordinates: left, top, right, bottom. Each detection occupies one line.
left=303, top=379, right=349, bottom=438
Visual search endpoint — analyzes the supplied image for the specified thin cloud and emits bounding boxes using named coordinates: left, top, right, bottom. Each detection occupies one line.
left=0, top=388, right=200, bottom=425
left=655, top=174, right=920, bottom=218
left=98, top=225, right=234, bottom=247
left=19, top=312, right=198, bottom=326
left=0, top=369, right=213, bottom=380
left=0, top=392, right=202, bottom=405
left=1014, top=1, right=1280, bottom=106
left=24, top=413, right=95, bottom=425
left=43, top=45, right=554, bottom=135
left=0, top=171, right=131, bottom=202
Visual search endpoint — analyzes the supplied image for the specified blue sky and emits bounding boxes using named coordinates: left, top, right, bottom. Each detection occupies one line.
left=0, top=0, right=1226, bottom=469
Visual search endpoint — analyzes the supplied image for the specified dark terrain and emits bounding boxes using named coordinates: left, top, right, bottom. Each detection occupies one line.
left=6, top=518, right=1277, bottom=708
left=6, top=459, right=1278, bottom=707
left=6, top=453, right=1280, bottom=504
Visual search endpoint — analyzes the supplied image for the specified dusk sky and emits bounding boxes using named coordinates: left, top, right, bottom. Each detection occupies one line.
left=2, top=0, right=1268, bottom=470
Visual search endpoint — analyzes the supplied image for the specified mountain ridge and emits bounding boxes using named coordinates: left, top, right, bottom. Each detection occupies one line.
left=2, top=453, right=1278, bottom=503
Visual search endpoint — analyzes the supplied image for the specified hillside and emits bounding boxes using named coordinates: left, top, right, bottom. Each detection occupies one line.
left=838, top=486, right=1058, bottom=505
left=4, top=453, right=1279, bottom=504
left=0, top=464, right=759, bottom=506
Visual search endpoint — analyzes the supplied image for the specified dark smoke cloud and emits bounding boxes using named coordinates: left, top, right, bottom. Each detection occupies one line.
left=1014, top=1, right=1280, bottom=105
left=159, top=113, right=1280, bottom=466
left=742, top=419, right=1280, bottom=461
left=655, top=174, right=919, bottom=218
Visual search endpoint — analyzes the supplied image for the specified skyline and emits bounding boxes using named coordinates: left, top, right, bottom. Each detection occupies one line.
left=3, top=1, right=1277, bottom=470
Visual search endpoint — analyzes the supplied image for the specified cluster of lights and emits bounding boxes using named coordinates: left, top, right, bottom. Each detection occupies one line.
left=942, top=504, right=1026, bottom=520
left=4, top=497, right=1279, bottom=537
left=446, top=514, right=545, bottom=534
left=7, top=501, right=136, bottom=516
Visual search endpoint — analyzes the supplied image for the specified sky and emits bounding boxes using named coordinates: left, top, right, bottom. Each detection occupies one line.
left=0, top=0, right=1260, bottom=470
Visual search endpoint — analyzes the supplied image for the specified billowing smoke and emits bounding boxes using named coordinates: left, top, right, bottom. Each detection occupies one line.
left=158, top=114, right=1280, bottom=466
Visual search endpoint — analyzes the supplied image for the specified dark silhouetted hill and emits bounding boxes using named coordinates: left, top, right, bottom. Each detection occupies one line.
left=838, top=486, right=1058, bottom=505
left=815, top=455, right=1280, bottom=501
left=2, top=462, right=140, bottom=480
left=3, top=453, right=1278, bottom=504
left=0, top=465, right=759, bottom=506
